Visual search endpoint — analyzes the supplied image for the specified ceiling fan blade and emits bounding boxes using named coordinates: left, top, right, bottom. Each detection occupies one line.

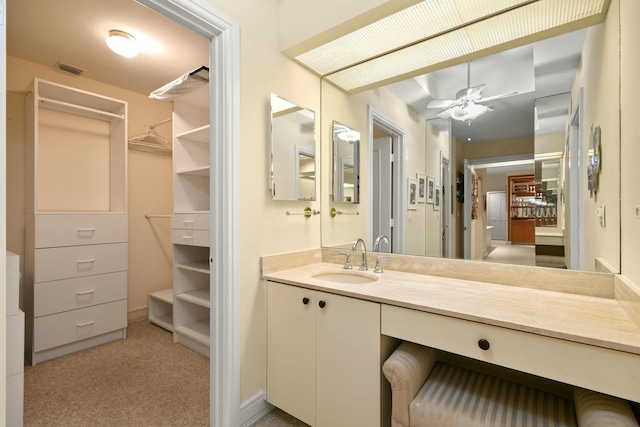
left=437, top=108, right=453, bottom=119
left=455, top=84, right=485, bottom=101
left=427, top=99, right=454, bottom=109
left=478, top=91, right=518, bottom=103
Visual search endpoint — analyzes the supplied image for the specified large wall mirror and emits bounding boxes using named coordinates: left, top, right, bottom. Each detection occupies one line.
left=332, top=121, right=360, bottom=204
left=270, top=93, right=316, bottom=201
left=319, top=23, right=621, bottom=275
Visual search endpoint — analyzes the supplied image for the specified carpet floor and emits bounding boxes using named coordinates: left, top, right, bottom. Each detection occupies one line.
left=24, top=320, right=209, bottom=426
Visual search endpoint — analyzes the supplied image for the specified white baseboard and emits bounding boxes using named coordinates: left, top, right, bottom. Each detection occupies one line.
left=240, top=391, right=273, bottom=427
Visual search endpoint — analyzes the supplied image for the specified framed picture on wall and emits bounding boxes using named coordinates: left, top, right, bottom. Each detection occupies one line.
left=417, top=173, right=427, bottom=203
left=427, top=176, right=435, bottom=204
left=434, top=186, right=441, bottom=211
left=408, top=178, right=418, bottom=210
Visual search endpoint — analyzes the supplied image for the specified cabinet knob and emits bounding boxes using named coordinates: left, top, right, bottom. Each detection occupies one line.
left=318, top=300, right=326, bottom=309
left=478, top=339, right=490, bottom=351
left=302, top=297, right=310, bottom=305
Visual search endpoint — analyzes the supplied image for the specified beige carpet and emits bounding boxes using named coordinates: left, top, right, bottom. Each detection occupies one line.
left=24, top=320, right=209, bottom=426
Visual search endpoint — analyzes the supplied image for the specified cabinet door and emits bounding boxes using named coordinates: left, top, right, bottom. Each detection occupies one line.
left=266, top=282, right=316, bottom=426
left=316, top=292, right=381, bottom=427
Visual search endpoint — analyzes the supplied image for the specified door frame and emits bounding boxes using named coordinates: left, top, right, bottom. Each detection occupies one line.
left=136, top=1, right=240, bottom=426
left=368, top=106, right=406, bottom=253
left=567, top=89, right=584, bottom=270
left=440, top=152, right=451, bottom=258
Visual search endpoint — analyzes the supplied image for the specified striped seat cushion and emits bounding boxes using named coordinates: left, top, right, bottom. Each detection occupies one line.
left=410, top=362, right=577, bottom=427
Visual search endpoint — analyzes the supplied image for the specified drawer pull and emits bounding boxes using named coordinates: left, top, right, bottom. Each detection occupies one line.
left=77, top=227, right=96, bottom=232
left=182, top=220, right=194, bottom=224
left=77, top=259, right=95, bottom=264
left=76, top=321, right=95, bottom=327
left=478, top=339, right=491, bottom=351
left=76, top=290, right=95, bottom=296
left=318, top=300, right=326, bottom=309
left=302, top=297, right=310, bottom=305
left=182, top=236, right=193, bottom=239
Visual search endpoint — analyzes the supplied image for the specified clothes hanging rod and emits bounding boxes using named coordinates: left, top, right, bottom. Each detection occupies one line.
left=145, top=214, right=171, bottom=218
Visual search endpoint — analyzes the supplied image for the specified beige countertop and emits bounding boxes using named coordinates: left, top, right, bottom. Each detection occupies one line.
left=263, top=262, right=640, bottom=355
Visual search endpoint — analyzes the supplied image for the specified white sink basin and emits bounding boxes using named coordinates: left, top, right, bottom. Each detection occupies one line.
left=312, top=272, right=378, bottom=284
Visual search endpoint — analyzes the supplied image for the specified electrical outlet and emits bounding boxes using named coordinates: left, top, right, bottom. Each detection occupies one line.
left=598, top=204, right=606, bottom=227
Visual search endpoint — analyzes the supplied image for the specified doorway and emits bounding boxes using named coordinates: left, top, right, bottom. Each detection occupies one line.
left=487, top=191, right=507, bottom=241
left=369, top=107, right=406, bottom=253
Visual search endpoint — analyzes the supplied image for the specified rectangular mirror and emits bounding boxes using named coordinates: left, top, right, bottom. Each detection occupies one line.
left=270, top=93, right=316, bottom=201
left=332, top=121, right=360, bottom=203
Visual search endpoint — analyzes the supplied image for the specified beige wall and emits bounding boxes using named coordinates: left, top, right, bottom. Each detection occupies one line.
left=571, top=0, right=621, bottom=272
left=6, top=56, right=174, bottom=321
left=463, top=135, right=534, bottom=160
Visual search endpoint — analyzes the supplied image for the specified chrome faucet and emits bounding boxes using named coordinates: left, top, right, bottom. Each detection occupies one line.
left=373, top=235, right=390, bottom=252
left=351, top=238, right=368, bottom=271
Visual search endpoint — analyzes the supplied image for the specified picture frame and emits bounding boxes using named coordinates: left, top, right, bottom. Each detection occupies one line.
left=417, top=173, right=427, bottom=203
left=426, top=176, right=435, bottom=204
left=407, top=178, right=418, bottom=210
left=434, top=186, right=441, bottom=211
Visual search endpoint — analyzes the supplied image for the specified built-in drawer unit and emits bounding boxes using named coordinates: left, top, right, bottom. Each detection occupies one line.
left=34, top=271, right=127, bottom=317
left=381, top=304, right=640, bottom=403
left=34, top=243, right=128, bottom=283
left=33, top=299, right=127, bottom=352
left=35, top=214, right=128, bottom=248
left=171, top=212, right=210, bottom=231
left=171, top=229, right=210, bottom=247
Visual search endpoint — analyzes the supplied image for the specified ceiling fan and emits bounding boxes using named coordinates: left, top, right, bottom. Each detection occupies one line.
left=427, top=62, right=518, bottom=122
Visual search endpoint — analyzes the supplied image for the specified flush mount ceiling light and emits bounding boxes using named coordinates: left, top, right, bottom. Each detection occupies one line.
left=106, top=30, right=140, bottom=58
left=292, top=0, right=610, bottom=93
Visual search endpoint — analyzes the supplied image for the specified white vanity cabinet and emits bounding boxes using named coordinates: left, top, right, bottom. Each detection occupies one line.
left=171, top=83, right=211, bottom=357
left=24, top=79, right=128, bottom=365
left=266, top=281, right=382, bottom=427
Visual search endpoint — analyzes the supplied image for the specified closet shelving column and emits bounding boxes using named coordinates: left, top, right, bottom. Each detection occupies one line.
left=24, top=79, right=128, bottom=365
left=171, top=84, right=211, bottom=357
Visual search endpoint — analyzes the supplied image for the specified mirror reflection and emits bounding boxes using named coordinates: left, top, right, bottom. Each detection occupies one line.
left=332, top=121, right=360, bottom=204
left=270, top=93, right=316, bottom=201
left=320, top=24, right=620, bottom=273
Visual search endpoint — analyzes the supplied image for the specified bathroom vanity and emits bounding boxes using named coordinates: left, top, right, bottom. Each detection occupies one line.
left=262, top=249, right=640, bottom=427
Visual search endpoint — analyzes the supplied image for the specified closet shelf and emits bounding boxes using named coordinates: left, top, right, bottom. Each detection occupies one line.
left=176, top=124, right=210, bottom=144
left=175, top=320, right=210, bottom=346
left=176, top=260, right=210, bottom=274
left=176, top=289, right=210, bottom=308
left=38, top=97, right=124, bottom=121
left=176, top=166, right=210, bottom=177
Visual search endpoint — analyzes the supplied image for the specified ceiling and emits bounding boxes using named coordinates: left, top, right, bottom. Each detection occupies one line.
left=7, top=0, right=209, bottom=96
left=8, top=0, right=586, bottom=144
left=387, top=29, right=587, bottom=143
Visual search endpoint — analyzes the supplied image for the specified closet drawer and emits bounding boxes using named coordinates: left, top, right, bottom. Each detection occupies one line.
left=35, top=214, right=127, bottom=248
left=172, top=212, right=210, bottom=231
left=171, top=229, right=209, bottom=247
left=381, top=304, right=640, bottom=402
left=34, top=271, right=127, bottom=317
left=33, top=299, right=127, bottom=352
left=34, top=243, right=128, bottom=283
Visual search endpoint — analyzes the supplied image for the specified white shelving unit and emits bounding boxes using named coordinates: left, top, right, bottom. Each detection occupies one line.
left=170, top=83, right=211, bottom=357
left=148, top=288, right=174, bottom=331
left=24, top=79, right=128, bottom=365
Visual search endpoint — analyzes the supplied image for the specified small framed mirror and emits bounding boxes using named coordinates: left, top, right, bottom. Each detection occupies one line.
left=269, top=93, right=316, bottom=201
left=332, top=121, right=360, bottom=204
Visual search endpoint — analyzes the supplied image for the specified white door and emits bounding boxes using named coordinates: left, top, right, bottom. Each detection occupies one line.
left=373, top=137, right=393, bottom=252
left=488, top=192, right=507, bottom=240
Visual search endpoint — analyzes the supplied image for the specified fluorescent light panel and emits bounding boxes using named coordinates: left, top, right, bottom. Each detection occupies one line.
left=296, top=0, right=532, bottom=75
left=306, top=0, right=607, bottom=92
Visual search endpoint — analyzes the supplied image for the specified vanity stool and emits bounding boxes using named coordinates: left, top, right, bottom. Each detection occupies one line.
left=383, top=341, right=639, bottom=427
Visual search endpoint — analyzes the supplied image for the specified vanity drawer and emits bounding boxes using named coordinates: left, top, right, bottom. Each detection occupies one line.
left=35, top=214, right=127, bottom=248
left=33, top=299, right=127, bottom=352
left=34, top=271, right=127, bottom=317
left=381, top=304, right=640, bottom=402
left=171, top=229, right=209, bottom=247
left=171, top=212, right=210, bottom=231
left=34, top=243, right=128, bottom=283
